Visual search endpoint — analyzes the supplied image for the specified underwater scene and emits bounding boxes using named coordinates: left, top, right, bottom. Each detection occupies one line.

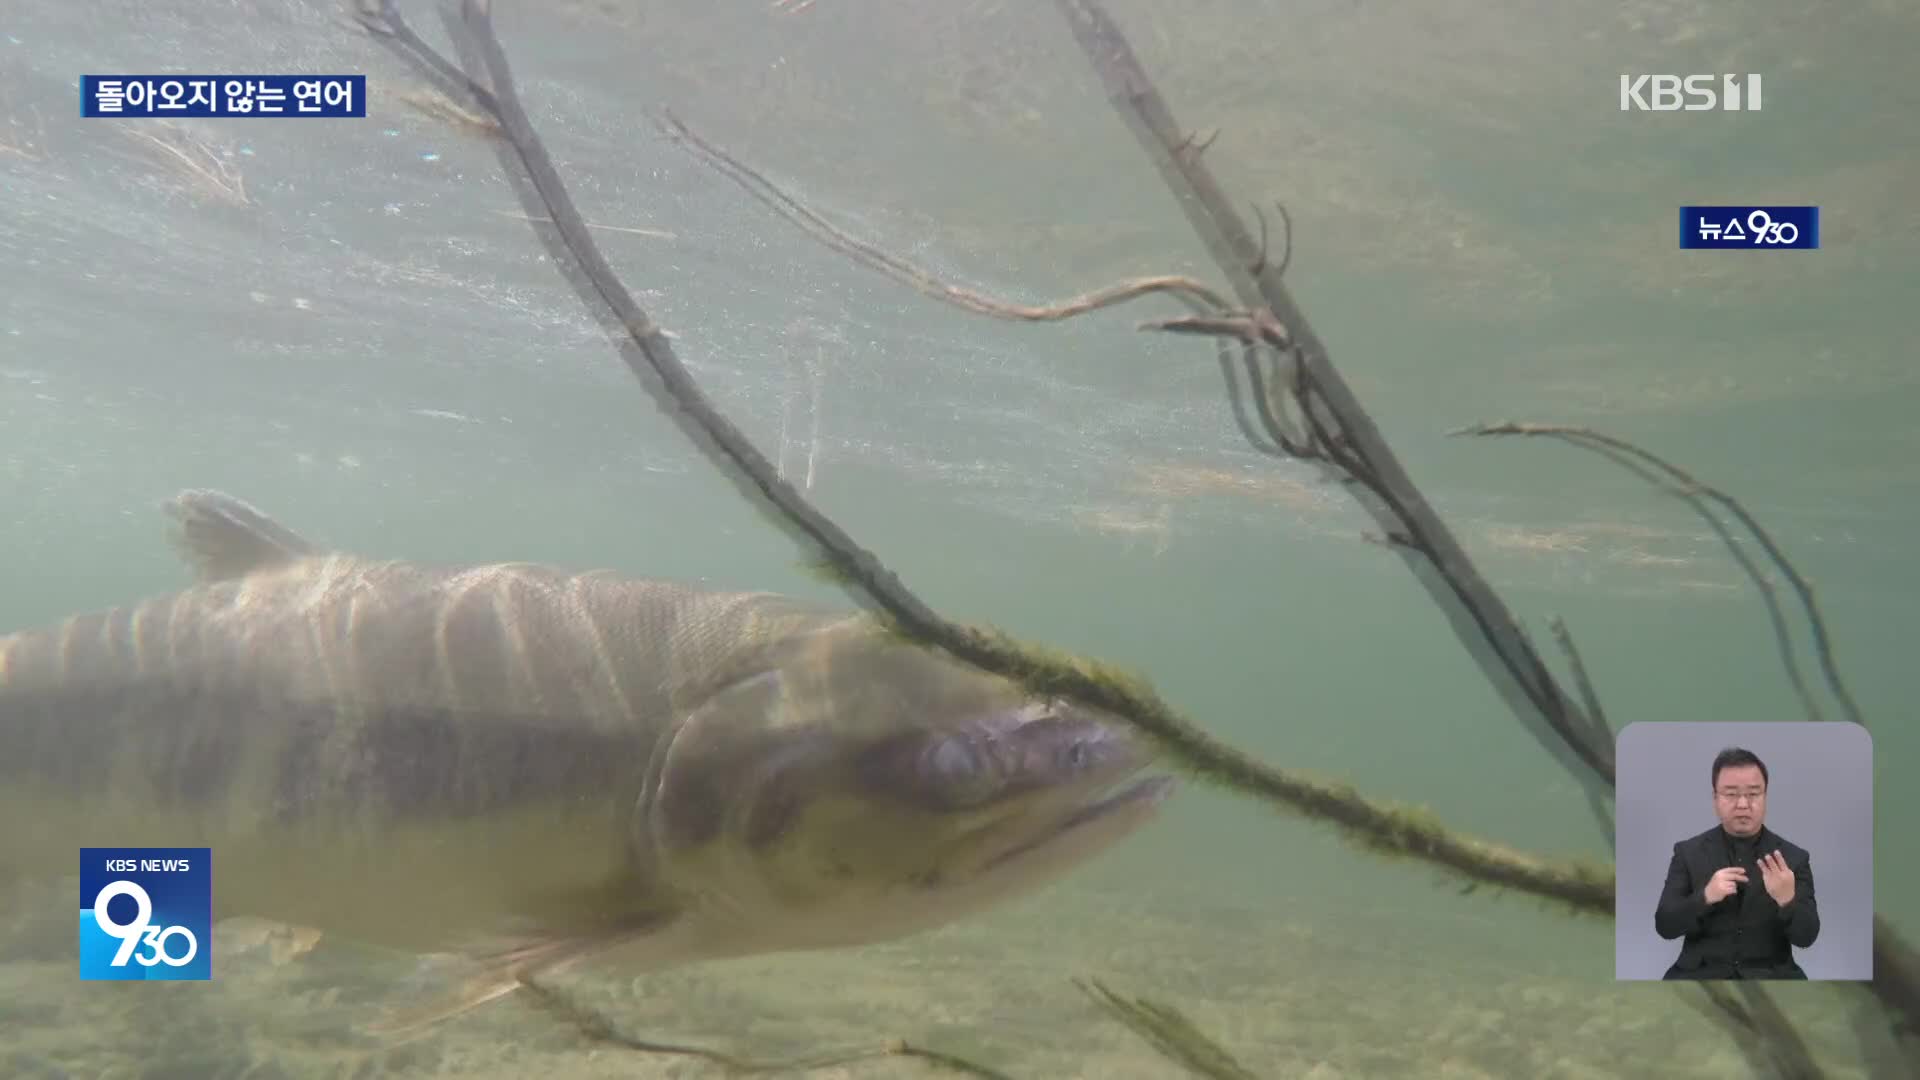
left=1, top=1, right=1915, bottom=1077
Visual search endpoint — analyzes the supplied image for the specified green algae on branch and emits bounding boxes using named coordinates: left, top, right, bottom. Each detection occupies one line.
left=951, top=622, right=1618, bottom=917
left=795, top=554, right=858, bottom=589
left=1342, top=791, right=1616, bottom=917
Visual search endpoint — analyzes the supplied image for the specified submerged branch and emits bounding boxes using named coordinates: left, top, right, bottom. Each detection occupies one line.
left=1048, top=0, right=1617, bottom=808
left=1684, top=981, right=1827, bottom=1080
left=656, top=110, right=1234, bottom=321
left=1050, top=0, right=1910, bottom=1073
left=1546, top=617, right=1614, bottom=761
left=1454, top=422, right=1862, bottom=727
left=1453, top=404, right=1915, bottom=1057
left=520, top=976, right=1014, bottom=1078
left=354, top=0, right=1614, bottom=921
left=1076, top=978, right=1261, bottom=1080
left=661, top=112, right=1351, bottom=472
left=663, top=113, right=1350, bottom=478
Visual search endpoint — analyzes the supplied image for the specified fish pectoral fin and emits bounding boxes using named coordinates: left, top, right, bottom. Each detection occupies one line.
left=164, top=489, right=322, bottom=581
left=362, top=922, right=664, bottom=1039
left=213, top=916, right=324, bottom=968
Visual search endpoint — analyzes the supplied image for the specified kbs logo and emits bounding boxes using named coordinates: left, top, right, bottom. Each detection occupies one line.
left=79, top=847, right=212, bottom=981
left=1620, top=74, right=1763, bottom=112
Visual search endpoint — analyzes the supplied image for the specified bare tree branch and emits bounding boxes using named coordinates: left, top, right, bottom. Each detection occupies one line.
left=1047, top=0, right=1618, bottom=818
left=1454, top=422, right=1862, bottom=727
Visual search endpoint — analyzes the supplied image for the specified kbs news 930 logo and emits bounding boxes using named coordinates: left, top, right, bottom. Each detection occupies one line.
left=78, top=847, right=212, bottom=981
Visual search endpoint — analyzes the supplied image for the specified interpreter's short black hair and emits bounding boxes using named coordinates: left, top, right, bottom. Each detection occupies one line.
left=1711, top=746, right=1769, bottom=790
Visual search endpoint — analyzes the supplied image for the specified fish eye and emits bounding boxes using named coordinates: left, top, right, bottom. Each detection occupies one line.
left=920, top=735, right=1000, bottom=806
left=926, top=736, right=977, bottom=777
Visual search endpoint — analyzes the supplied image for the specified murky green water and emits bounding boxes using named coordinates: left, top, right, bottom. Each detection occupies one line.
left=2, top=1, right=1914, bottom=1076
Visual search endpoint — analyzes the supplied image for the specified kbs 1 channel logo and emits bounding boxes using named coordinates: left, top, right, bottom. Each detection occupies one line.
left=79, top=848, right=213, bottom=981
left=1619, top=73, right=1762, bottom=112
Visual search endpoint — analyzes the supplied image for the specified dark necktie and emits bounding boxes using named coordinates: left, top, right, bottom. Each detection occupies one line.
left=1728, top=834, right=1757, bottom=902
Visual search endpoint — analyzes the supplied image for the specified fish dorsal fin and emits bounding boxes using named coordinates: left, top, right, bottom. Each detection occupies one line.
left=164, top=489, right=321, bottom=582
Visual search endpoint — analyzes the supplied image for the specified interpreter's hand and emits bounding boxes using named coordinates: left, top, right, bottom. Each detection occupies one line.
left=1760, top=850, right=1796, bottom=906
left=1703, top=865, right=1748, bottom=904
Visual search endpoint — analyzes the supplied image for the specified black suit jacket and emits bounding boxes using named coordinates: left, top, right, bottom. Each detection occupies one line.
left=1654, top=824, right=1819, bottom=979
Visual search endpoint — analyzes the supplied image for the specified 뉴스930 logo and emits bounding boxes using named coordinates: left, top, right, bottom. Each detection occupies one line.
left=1620, top=74, right=1762, bottom=111
left=1680, top=206, right=1820, bottom=251
left=79, top=847, right=212, bottom=980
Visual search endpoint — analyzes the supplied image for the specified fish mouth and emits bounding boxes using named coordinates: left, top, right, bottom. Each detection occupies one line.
left=978, top=773, right=1175, bottom=873
left=1057, top=774, right=1176, bottom=831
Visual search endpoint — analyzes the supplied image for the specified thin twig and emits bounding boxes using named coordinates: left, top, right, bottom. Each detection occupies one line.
left=1454, top=422, right=1862, bottom=727
left=665, top=111, right=1403, bottom=537
left=1240, top=342, right=1312, bottom=457
left=1245, top=201, right=1293, bottom=279
left=664, top=110, right=1338, bottom=470
left=1215, top=344, right=1288, bottom=456
left=1547, top=617, right=1612, bottom=749
left=120, top=122, right=249, bottom=205
left=521, top=976, right=1014, bottom=1078
left=1075, top=978, right=1260, bottom=1080
left=657, top=109, right=1233, bottom=323
left=488, top=208, right=676, bottom=239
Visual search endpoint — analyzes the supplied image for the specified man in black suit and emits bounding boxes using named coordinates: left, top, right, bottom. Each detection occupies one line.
left=1655, top=746, right=1820, bottom=979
